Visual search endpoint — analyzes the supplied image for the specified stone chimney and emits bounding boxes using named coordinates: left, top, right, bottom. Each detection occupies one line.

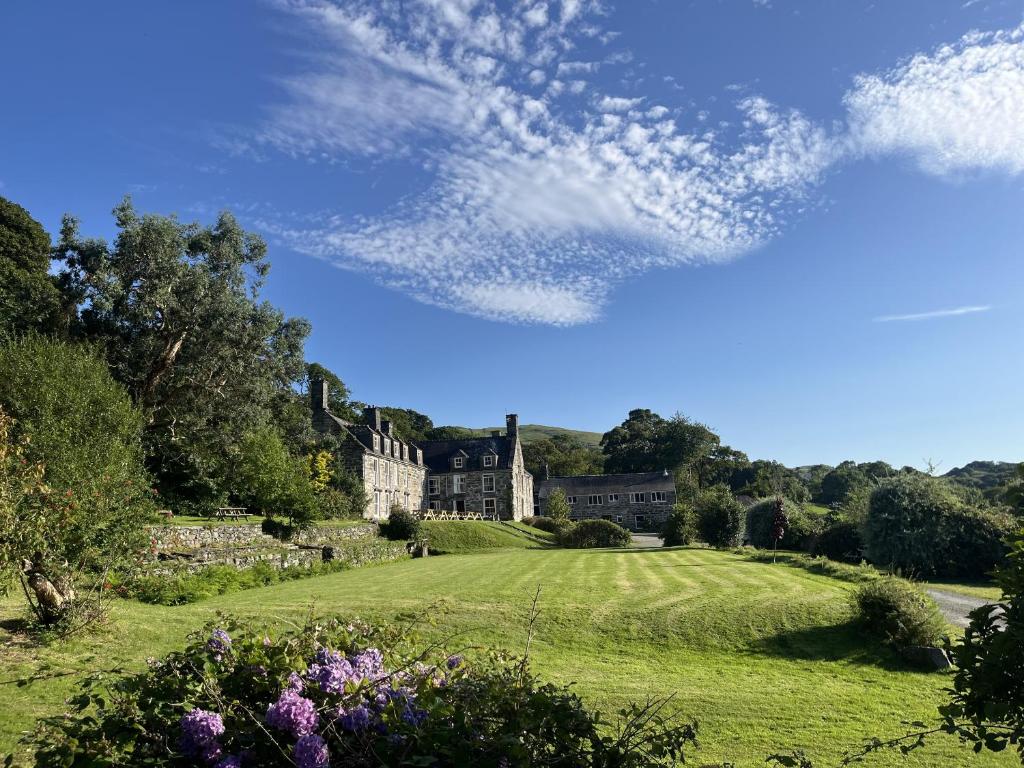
left=310, top=377, right=329, bottom=412
left=381, top=419, right=394, bottom=436
left=491, top=430, right=501, bottom=438
left=505, top=413, right=519, bottom=438
left=364, top=406, right=382, bottom=431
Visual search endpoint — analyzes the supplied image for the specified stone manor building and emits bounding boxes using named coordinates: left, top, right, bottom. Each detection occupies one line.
left=536, top=470, right=677, bottom=531
left=310, top=379, right=533, bottom=521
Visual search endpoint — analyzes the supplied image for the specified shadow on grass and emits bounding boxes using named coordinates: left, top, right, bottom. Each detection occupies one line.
left=742, top=620, right=909, bottom=671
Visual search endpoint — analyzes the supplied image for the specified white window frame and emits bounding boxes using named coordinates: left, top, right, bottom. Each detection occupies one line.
left=453, top=474, right=466, bottom=494
left=482, top=473, right=495, bottom=493
left=483, top=454, right=495, bottom=468
left=373, top=459, right=379, bottom=486
left=453, top=456, right=464, bottom=469
left=383, top=438, right=391, bottom=455
left=403, top=445, right=409, bottom=461
left=629, top=492, right=645, bottom=504
left=566, top=496, right=578, bottom=505
left=587, top=494, right=603, bottom=506
left=483, top=498, right=496, bottom=516
left=373, top=434, right=380, bottom=451
left=428, top=500, right=440, bottom=511
left=651, top=491, right=667, bottom=503
left=374, top=490, right=381, bottom=516
left=428, top=477, right=439, bottom=496
left=607, top=493, right=620, bottom=503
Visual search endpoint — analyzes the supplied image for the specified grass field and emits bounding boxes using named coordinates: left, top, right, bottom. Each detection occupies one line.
left=420, top=520, right=553, bottom=553
left=0, top=543, right=1013, bottom=767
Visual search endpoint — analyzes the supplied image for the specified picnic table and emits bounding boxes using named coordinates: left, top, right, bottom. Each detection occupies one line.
left=212, top=507, right=252, bottom=520
left=418, top=510, right=489, bottom=521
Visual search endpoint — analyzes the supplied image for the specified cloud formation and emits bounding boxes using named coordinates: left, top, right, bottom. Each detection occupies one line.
left=873, top=305, right=991, bottom=322
left=254, top=3, right=1023, bottom=324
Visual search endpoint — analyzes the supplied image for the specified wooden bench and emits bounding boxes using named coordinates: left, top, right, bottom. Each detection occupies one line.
left=156, top=509, right=174, bottom=520
left=213, top=507, right=251, bottom=521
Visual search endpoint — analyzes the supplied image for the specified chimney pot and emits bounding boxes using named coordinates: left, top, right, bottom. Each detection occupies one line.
left=365, top=406, right=382, bottom=431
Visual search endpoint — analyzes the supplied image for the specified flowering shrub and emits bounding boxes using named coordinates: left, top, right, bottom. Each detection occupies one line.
left=29, top=616, right=698, bottom=767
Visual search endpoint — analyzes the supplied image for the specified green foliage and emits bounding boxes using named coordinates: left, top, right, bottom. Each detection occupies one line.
left=854, top=577, right=946, bottom=649
left=305, top=362, right=357, bottom=420
left=941, top=527, right=1024, bottom=760
left=28, top=615, right=698, bottom=767
left=545, top=487, right=572, bottom=521
left=560, top=519, right=632, bottom=549
left=0, top=196, right=63, bottom=334
left=813, top=520, right=863, bottom=563
left=376, top=405, right=434, bottom=443
left=745, top=497, right=825, bottom=551
left=817, top=460, right=895, bottom=507
left=424, top=425, right=477, bottom=440
left=233, top=427, right=316, bottom=525
left=419, top=521, right=549, bottom=553
left=380, top=505, right=421, bottom=541
left=0, top=337, right=153, bottom=622
left=865, top=475, right=1013, bottom=578
left=523, top=515, right=564, bottom=534
left=694, top=485, right=743, bottom=548
left=54, top=198, right=310, bottom=509
left=523, top=433, right=603, bottom=479
left=600, top=409, right=719, bottom=477
left=660, top=503, right=696, bottom=547
left=735, top=460, right=811, bottom=502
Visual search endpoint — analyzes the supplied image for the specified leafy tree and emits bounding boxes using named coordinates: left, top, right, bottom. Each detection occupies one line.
left=818, top=461, right=871, bottom=506
left=523, top=434, right=603, bottom=479
left=744, top=497, right=824, bottom=552
left=233, top=428, right=315, bottom=526
left=0, top=196, right=63, bottom=334
left=600, top=409, right=665, bottom=473
left=306, top=362, right=356, bottom=419
left=377, top=406, right=434, bottom=443
left=0, top=336, right=153, bottom=623
left=424, top=425, right=477, bottom=441
left=381, top=504, right=421, bottom=541
left=545, top=488, right=572, bottom=521
left=53, top=199, right=310, bottom=509
left=1003, top=463, right=1024, bottom=516
left=694, top=485, right=743, bottom=548
left=738, top=460, right=810, bottom=502
left=697, top=445, right=752, bottom=490
left=660, top=503, right=696, bottom=547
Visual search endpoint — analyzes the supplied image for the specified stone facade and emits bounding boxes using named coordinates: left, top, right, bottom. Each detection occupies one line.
left=418, top=415, right=534, bottom=521
left=536, top=471, right=676, bottom=531
left=311, top=381, right=427, bottom=521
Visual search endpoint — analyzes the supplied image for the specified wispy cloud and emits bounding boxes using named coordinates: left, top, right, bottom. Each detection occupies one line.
left=873, top=305, right=991, bottom=322
left=250, top=3, right=1024, bottom=325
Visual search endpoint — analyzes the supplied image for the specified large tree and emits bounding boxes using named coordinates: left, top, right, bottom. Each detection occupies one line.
left=523, top=434, right=603, bottom=479
left=601, top=409, right=719, bottom=481
left=54, top=199, right=310, bottom=509
left=0, top=196, right=63, bottom=334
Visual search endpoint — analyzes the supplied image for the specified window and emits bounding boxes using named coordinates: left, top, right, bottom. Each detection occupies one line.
left=566, top=496, right=578, bottom=505
left=483, top=454, right=495, bottom=467
left=373, top=459, right=379, bottom=486
left=615, top=516, right=623, bottom=523
left=483, top=498, right=496, bottom=516
left=428, top=477, right=439, bottom=495
left=587, top=495, right=603, bottom=506
left=453, top=456, right=464, bottom=468
left=428, top=500, right=440, bottom=511
left=383, top=438, right=391, bottom=455
left=634, top=514, right=647, bottom=528
left=651, top=491, right=667, bottom=503
left=453, top=475, right=465, bottom=494
left=374, top=490, right=381, bottom=516
left=403, top=445, right=409, bottom=461
left=629, top=492, right=645, bottom=503
left=373, top=435, right=380, bottom=451
left=482, top=474, right=495, bottom=493
left=454, top=499, right=466, bottom=513
left=607, top=494, right=620, bottom=503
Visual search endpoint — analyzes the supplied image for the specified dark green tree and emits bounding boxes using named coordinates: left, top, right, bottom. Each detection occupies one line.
left=694, top=485, right=744, bottom=548
left=424, top=425, right=477, bottom=441
left=523, top=434, right=603, bottom=479
left=545, top=488, right=572, bottom=521
left=0, top=197, right=63, bottom=334
left=54, top=199, right=310, bottom=510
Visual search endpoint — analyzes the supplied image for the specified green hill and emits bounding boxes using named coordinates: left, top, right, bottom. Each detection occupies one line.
left=470, top=423, right=603, bottom=447
left=943, top=460, right=1020, bottom=490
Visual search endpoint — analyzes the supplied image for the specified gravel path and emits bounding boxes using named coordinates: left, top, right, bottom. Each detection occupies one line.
left=630, top=532, right=662, bottom=548
left=926, top=588, right=999, bottom=629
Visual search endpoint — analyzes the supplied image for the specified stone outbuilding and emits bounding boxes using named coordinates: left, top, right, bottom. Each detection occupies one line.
left=536, top=470, right=677, bottom=531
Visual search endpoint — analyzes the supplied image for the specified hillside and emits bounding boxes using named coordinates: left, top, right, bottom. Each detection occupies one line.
left=943, top=460, right=1020, bottom=490
left=470, top=423, right=603, bottom=447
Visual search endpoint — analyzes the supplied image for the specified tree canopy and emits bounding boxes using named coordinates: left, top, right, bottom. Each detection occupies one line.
left=0, top=196, right=63, bottom=334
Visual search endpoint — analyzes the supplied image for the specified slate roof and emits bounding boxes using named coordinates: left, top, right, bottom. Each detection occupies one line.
left=417, top=436, right=512, bottom=473
left=537, top=471, right=674, bottom=499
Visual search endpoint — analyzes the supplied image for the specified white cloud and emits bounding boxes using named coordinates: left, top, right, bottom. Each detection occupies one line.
left=873, top=305, right=991, bottom=322
left=845, top=25, right=1024, bottom=175
left=252, top=4, right=1021, bottom=325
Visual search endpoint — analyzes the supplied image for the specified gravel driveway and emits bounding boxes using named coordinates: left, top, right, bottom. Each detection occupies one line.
left=926, top=588, right=1001, bottom=629
left=630, top=532, right=662, bottom=548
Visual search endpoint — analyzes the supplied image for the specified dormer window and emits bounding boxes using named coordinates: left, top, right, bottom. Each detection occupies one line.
left=482, top=454, right=495, bottom=468
left=383, top=438, right=391, bottom=455
left=402, top=445, right=409, bottom=461
left=453, top=456, right=464, bottom=469
left=373, top=435, right=380, bottom=451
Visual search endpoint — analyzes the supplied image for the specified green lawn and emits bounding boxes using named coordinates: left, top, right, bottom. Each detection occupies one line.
left=420, top=520, right=551, bottom=553
left=924, top=580, right=1003, bottom=602
left=1, top=546, right=1014, bottom=767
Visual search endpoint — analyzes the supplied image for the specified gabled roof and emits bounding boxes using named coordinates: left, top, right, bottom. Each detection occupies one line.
left=537, top=471, right=675, bottom=498
left=417, top=435, right=513, bottom=474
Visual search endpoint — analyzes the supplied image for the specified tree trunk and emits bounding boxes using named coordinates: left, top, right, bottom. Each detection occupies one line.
left=21, top=558, right=73, bottom=624
left=141, top=331, right=187, bottom=408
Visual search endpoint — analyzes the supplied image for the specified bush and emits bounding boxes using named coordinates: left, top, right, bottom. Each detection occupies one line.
left=865, top=476, right=1012, bottom=578
left=855, top=577, right=946, bottom=648
left=30, top=616, right=699, bottom=767
left=660, top=503, right=696, bottom=547
left=261, top=515, right=295, bottom=541
left=234, top=428, right=317, bottom=526
left=814, top=520, right=863, bottom=563
left=560, top=519, right=632, bottom=548
left=745, top=497, right=824, bottom=551
left=380, top=505, right=421, bottom=541
left=694, top=485, right=744, bottom=548
left=523, top=515, right=563, bottom=534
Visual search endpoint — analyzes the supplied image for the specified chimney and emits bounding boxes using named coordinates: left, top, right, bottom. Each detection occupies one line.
left=506, top=413, right=519, bottom=438
left=491, top=430, right=501, bottom=438
left=310, top=377, right=329, bottom=412
left=413, top=446, right=422, bottom=465
left=365, top=406, right=382, bottom=430
left=544, top=463, right=550, bottom=480
left=381, top=419, right=394, bottom=436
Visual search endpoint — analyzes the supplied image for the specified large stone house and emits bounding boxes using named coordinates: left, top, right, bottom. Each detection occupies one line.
left=417, top=414, right=534, bottom=521
left=311, top=380, right=533, bottom=521
left=536, top=471, right=676, bottom=531
left=310, top=380, right=427, bottom=521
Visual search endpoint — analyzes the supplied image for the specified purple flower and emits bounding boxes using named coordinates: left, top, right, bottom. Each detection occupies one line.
left=266, top=690, right=319, bottom=737
left=286, top=671, right=305, bottom=692
left=338, top=704, right=371, bottom=732
left=445, top=655, right=463, bottom=670
left=180, top=709, right=225, bottom=760
left=215, top=757, right=243, bottom=768
left=207, top=629, right=232, bottom=660
left=350, top=648, right=385, bottom=681
left=294, top=734, right=330, bottom=768
left=308, top=649, right=356, bottom=694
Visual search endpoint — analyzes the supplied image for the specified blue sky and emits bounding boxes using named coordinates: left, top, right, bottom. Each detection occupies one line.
left=2, top=0, right=1022, bottom=470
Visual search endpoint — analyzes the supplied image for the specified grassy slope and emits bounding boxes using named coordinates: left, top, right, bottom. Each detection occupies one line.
left=469, top=424, right=603, bottom=447
left=1, top=548, right=1013, bottom=767
left=420, top=521, right=550, bottom=553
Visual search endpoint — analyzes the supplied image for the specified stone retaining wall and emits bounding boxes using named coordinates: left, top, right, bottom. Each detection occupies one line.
left=146, top=523, right=377, bottom=552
